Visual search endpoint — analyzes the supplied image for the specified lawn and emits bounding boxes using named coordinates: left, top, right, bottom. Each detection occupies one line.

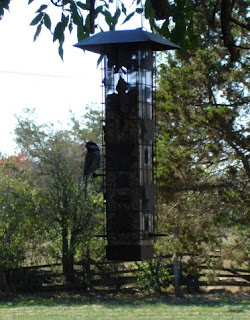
left=0, top=293, right=249, bottom=320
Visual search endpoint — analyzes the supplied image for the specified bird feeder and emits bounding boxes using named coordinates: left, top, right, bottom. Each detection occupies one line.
left=74, top=29, right=179, bottom=261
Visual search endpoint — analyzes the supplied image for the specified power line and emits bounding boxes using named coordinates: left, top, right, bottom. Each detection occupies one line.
left=0, top=70, right=72, bottom=78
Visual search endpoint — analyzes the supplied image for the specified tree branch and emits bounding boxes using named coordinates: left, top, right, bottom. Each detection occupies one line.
left=89, top=0, right=96, bottom=34
left=236, top=45, right=250, bottom=50
left=231, top=17, right=250, bottom=31
left=220, top=0, right=240, bottom=61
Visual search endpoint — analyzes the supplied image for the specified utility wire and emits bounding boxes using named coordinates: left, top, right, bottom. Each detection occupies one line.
left=0, top=70, right=72, bottom=78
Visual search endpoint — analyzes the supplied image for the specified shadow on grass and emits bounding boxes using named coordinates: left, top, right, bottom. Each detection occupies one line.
left=0, top=291, right=249, bottom=315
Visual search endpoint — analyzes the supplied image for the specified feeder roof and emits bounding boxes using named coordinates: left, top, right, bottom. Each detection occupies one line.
left=74, top=29, right=180, bottom=53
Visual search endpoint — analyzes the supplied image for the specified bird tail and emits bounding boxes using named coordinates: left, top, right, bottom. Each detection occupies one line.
left=84, top=174, right=89, bottom=199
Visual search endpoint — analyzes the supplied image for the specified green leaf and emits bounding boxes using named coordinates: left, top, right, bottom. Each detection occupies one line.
left=97, top=54, right=104, bottom=67
left=171, top=18, right=186, bottom=46
left=59, top=43, right=64, bottom=61
left=102, top=1, right=109, bottom=9
left=77, top=24, right=85, bottom=41
left=36, top=4, right=48, bottom=13
left=68, top=20, right=73, bottom=33
left=144, top=0, right=154, bottom=20
left=160, top=19, right=171, bottom=39
left=85, top=13, right=92, bottom=33
left=34, top=23, right=42, bottom=41
left=95, top=6, right=103, bottom=14
left=71, top=1, right=84, bottom=27
left=136, top=8, right=143, bottom=14
left=61, top=13, right=69, bottom=26
left=30, top=13, right=43, bottom=26
left=122, top=12, right=134, bottom=25
left=70, top=1, right=79, bottom=16
left=113, top=8, right=121, bottom=25
left=43, top=13, right=51, bottom=31
left=2, top=0, right=10, bottom=10
left=76, top=1, right=88, bottom=10
left=53, top=22, right=65, bottom=43
left=121, top=3, right=126, bottom=15
left=103, top=10, right=113, bottom=28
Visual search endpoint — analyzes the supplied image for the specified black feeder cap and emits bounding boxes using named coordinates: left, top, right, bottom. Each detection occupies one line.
left=74, top=28, right=180, bottom=54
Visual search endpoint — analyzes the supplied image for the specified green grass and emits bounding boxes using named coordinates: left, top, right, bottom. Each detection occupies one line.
left=0, top=293, right=249, bottom=320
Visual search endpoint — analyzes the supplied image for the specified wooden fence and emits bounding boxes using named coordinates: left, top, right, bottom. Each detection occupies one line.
left=1, top=257, right=249, bottom=294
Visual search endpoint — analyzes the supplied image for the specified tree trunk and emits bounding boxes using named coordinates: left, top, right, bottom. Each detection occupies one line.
left=62, top=220, right=74, bottom=283
left=220, top=0, right=239, bottom=61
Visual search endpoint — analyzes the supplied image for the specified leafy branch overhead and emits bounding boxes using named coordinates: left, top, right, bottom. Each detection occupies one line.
left=1, top=0, right=249, bottom=61
left=28, top=0, right=129, bottom=60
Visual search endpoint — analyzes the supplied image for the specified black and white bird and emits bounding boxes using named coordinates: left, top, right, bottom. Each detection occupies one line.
left=84, top=141, right=101, bottom=198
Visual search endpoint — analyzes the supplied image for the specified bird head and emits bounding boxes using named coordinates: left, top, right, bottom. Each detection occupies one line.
left=85, top=141, right=99, bottom=151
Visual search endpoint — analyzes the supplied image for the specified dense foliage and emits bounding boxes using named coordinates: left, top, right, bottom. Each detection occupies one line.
left=0, top=1, right=249, bottom=61
left=154, top=0, right=249, bottom=287
left=0, top=108, right=105, bottom=285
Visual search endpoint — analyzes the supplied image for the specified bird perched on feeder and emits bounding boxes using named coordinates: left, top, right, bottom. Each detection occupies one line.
left=84, top=141, right=101, bottom=198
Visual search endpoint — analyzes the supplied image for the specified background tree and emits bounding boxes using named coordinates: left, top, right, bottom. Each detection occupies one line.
left=0, top=154, right=43, bottom=292
left=154, top=3, right=249, bottom=294
left=14, top=108, right=104, bottom=283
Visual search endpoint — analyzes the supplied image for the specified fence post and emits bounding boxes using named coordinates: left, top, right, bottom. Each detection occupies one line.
left=173, top=255, right=183, bottom=297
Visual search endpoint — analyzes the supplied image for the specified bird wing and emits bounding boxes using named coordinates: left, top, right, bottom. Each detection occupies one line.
left=84, top=150, right=100, bottom=176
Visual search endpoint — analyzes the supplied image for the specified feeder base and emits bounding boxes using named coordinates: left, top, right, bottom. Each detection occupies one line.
left=106, top=244, right=153, bottom=261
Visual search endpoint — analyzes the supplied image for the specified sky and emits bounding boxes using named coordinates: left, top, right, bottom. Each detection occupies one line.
left=0, top=0, right=143, bottom=156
